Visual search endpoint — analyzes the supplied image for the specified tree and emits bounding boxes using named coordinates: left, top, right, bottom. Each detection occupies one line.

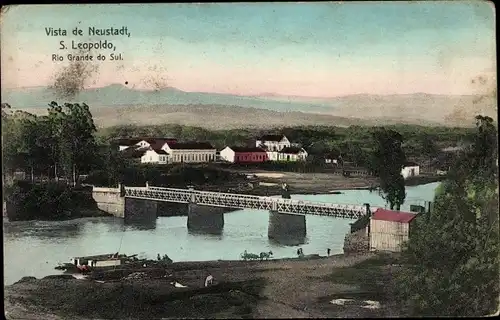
left=420, top=133, right=439, bottom=172
left=396, top=115, right=499, bottom=316
left=370, top=128, right=407, bottom=210
left=46, top=102, right=97, bottom=185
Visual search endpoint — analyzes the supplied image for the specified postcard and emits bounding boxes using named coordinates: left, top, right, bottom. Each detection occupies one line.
left=2, top=2, right=498, bottom=319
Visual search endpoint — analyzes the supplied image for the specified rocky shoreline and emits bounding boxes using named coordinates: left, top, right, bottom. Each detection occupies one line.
left=4, top=252, right=404, bottom=319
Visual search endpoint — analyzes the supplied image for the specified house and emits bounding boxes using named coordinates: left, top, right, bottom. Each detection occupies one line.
left=278, top=147, right=308, bottom=162
left=255, top=134, right=291, bottom=161
left=140, top=149, right=169, bottom=164
left=255, top=134, right=291, bottom=151
left=116, top=137, right=177, bottom=151
left=164, top=142, right=216, bottom=163
left=369, top=208, right=418, bottom=252
left=324, top=151, right=343, bottom=165
left=220, top=146, right=268, bottom=163
left=401, top=161, right=420, bottom=179
left=121, top=145, right=150, bottom=160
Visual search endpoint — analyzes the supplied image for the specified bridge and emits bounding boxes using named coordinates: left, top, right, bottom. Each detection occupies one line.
left=92, top=184, right=373, bottom=244
left=124, top=186, right=369, bottom=219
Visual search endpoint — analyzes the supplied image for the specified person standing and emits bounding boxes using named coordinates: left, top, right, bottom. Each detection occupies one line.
left=327, top=248, right=331, bottom=256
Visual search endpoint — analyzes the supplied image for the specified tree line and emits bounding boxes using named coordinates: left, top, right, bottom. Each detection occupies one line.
left=2, top=102, right=97, bottom=185
left=395, top=115, right=498, bottom=316
left=98, top=122, right=474, bottom=168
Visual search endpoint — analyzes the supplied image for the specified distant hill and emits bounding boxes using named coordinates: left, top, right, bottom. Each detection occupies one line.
left=1, top=84, right=337, bottom=114
left=2, top=85, right=496, bottom=128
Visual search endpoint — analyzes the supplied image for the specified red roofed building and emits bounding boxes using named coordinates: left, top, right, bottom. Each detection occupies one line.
left=369, top=208, right=418, bottom=252
left=219, top=146, right=268, bottom=163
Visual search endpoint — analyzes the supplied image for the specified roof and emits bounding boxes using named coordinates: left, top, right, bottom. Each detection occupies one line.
left=121, top=146, right=149, bottom=158
left=228, top=146, right=267, bottom=153
left=324, top=151, right=341, bottom=159
left=258, top=134, right=285, bottom=142
left=152, top=149, right=168, bottom=155
left=279, top=146, right=304, bottom=154
left=144, top=138, right=177, bottom=145
left=115, top=138, right=143, bottom=145
left=149, top=141, right=169, bottom=150
left=371, top=208, right=417, bottom=223
left=114, top=137, right=177, bottom=146
left=167, top=142, right=214, bottom=150
left=404, top=161, right=419, bottom=167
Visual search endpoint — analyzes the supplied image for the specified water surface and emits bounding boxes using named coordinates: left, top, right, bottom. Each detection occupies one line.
left=3, top=182, right=440, bottom=285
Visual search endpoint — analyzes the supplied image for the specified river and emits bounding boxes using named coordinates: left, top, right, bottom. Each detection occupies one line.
left=3, top=182, right=440, bottom=285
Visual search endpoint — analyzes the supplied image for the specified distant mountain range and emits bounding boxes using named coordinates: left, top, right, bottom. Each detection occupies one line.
left=2, top=84, right=496, bottom=127
left=1, top=84, right=339, bottom=114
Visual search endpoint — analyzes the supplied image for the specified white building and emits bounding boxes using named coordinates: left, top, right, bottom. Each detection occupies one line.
left=278, top=147, right=308, bottom=162
left=401, top=161, right=420, bottom=179
left=164, top=142, right=216, bottom=163
left=141, top=149, right=169, bottom=164
left=369, top=208, right=417, bottom=252
left=255, top=135, right=291, bottom=152
left=116, top=138, right=177, bottom=151
left=219, top=146, right=268, bottom=163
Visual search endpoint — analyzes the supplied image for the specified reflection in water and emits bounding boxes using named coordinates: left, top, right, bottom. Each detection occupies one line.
left=124, top=219, right=157, bottom=231
left=269, top=235, right=308, bottom=247
left=3, top=219, right=82, bottom=239
left=187, top=227, right=224, bottom=237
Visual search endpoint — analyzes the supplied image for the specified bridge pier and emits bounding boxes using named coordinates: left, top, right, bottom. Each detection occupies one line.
left=91, top=186, right=125, bottom=218
left=187, top=203, right=225, bottom=234
left=268, top=211, right=306, bottom=245
left=124, top=198, right=158, bottom=223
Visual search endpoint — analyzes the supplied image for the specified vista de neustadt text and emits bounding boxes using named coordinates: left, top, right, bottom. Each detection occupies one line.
left=52, top=53, right=123, bottom=62
left=45, top=26, right=131, bottom=37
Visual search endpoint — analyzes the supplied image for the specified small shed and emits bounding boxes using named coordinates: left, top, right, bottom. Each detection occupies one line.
left=401, top=161, right=420, bottom=179
left=369, top=208, right=417, bottom=252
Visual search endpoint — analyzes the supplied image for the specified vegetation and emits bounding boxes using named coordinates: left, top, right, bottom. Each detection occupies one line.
left=3, top=101, right=473, bottom=187
left=396, top=115, right=499, bottom=316
left=2, top=102, right=97, bottom=185
left=369, top=128, right=407, bottom=210
left=86, top=163, right=239, bottom=188
left=5, top=181, right=103, bottom=221
left=98, top=123, right=474, bottom=169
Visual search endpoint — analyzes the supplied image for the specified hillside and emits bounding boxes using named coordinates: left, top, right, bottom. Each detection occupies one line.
left=2, top=85, right=496, bottom=128
left=13, top=104, right=388, bottom=130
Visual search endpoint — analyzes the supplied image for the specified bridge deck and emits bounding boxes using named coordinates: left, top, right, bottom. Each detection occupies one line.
left=124, top=186, right=368, bottom=219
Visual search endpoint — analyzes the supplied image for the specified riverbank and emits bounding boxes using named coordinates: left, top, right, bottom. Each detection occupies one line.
left=201, top=170, right=443, bottom=197
left=4, top=181, right=113, bottom=222
left=4, top=252, right=404, bottom=319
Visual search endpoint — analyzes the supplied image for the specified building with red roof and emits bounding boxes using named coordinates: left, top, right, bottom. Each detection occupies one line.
left=369, top=208, right=418, bottom=252
left=219, top=146, right=268, bottom=163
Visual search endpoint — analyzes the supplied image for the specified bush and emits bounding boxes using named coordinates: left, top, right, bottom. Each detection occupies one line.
left=5, top=181, right=98, bottom=221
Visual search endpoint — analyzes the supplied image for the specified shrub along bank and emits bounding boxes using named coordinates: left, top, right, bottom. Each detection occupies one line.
left=5, top=181, right=108, bottom=221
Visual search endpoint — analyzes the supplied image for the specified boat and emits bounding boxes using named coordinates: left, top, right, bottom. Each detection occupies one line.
left=55, top=253, right=140, bottom=273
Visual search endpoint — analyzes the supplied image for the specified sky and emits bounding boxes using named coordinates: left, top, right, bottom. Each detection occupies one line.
left=0, top=2, right=496, bottom=97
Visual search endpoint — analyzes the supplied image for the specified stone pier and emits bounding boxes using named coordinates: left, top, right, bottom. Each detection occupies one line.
left=268, top=211, right=307, bottom=244
left=124, top=198, right=158, bottom=223
left=187, top=203, right=226, bottom=234
left=91, top=186, right=125, bottom=218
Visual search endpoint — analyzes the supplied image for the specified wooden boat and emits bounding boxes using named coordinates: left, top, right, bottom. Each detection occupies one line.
left=55, top=253, right=140, bottom=273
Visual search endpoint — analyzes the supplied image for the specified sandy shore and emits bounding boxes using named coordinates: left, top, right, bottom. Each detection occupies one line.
left=4, top=252, right=403, bottom=319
